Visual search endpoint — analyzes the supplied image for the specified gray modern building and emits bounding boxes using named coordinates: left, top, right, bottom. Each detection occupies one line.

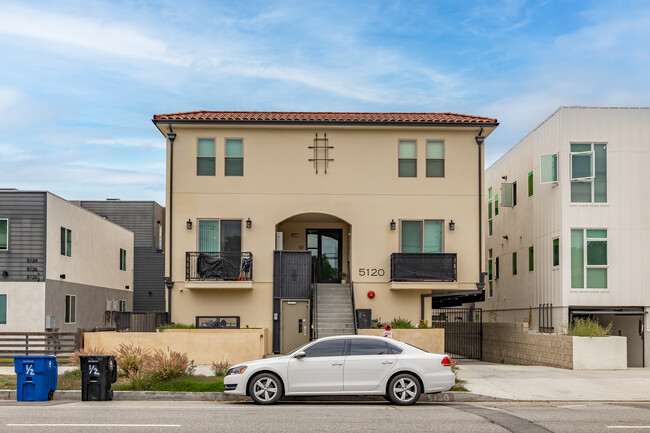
left=75, top=200, right=165, bottom=312
left=0, top=190, right=134, bottom=331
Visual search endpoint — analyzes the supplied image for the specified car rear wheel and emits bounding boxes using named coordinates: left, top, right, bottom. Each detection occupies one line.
left=248, top=373, right=283, bottom=405
left=387, top=373, right=421, bottom=405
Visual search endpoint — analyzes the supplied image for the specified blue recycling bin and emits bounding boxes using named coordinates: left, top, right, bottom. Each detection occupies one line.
left=14, top=356, right=58, bottom=401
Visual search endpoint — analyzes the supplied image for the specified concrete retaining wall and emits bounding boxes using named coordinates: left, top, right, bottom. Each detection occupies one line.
left=357, top=329, right=445, bottom=354
left=573, top=336, right=627, bottom=370
left=483, top=323, right=574, bottom=369
left=85, top=328, right=268, bottom=365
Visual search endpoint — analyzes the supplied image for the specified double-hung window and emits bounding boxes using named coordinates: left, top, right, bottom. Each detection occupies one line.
left=119, top=249, right=127, bottom=271
left=426, top=141, right=444, bottom=177
left=0, top=219, right=7, bottom=251
left=398, top=140, right=417, bottom=177
left=198, top=219, right=242, bottom=252
left=571, top=229, right=607, bottom=288
left=65, top=295, right=76, bottom=324
left=570, top=143, right=607, bottom=203
left=401, top=220, right=443, bottom=253
left=197, top=138, right=216, bottom=176
left=225, top=139, right=244, bottom=176
left=60, top=227, right=71, bottom=257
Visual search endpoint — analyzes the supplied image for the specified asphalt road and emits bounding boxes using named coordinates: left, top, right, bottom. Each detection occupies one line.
left=0, top=400, right=649, bottom=433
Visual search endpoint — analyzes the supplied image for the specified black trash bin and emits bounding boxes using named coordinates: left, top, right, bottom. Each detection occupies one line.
left=80, top=355, right=118, bottom=401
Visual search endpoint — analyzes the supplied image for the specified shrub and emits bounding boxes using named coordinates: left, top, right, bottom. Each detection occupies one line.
left=144, top=347, right=190, bottom=381
left=391, top=317, right=414, bottom=329
left=569, top=317, right=613, bottom=337
left=158, top=323, right=195, bottom=332
left=210, top=360, right=230, bottom=376
left=69, top=346, right=108, bottom=366
left=115, top=343, right=150, bottom=378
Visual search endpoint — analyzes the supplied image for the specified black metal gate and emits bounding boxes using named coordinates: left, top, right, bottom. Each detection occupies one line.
left=431, top=307, right=482, bottom=359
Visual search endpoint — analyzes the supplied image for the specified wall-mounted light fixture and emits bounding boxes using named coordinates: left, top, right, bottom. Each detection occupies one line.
left=449, top=220, right=455, bottom=231
left=60, top=274, right=66, bottom=280
left=186, top=219, right=192, bottom=230
left=390, top=219, right=396, bottom=231
left=125, top=285, right=130, bottom=290
left=246, top=218, right=252, bottom=229
left=501, top=175, right=508, bottom=181
left=503, top=235, right=509, bottom=240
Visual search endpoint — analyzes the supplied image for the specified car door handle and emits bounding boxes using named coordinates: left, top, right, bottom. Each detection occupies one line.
left=331, top=362, right=343, bottom=366
left=382, top=361, right=394, bottom=365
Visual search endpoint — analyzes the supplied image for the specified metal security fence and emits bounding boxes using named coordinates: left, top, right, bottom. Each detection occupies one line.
left=432, top=307, right=482, bottom=359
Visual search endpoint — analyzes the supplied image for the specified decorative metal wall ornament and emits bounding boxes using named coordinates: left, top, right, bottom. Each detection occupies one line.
left=308, top=133, right=334, bottom=174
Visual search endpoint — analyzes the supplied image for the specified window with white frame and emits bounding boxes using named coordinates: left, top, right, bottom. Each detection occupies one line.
left=225, top=139, right=243, bottom=176
left=197, top=138, right=216, bottom=176
left=553, top=237, right=560, bottom=267
left=401, top=220, right=443, bottom=253
left=488, top=248, right=493, bottom=280
left=541, top=153, right=558, bottom=183
left=0, top=219, right=7, bottom=251
left=118, top=300, right=127, bottom=312
left=571, top=229, right=607, bottom=289
left=398, top=140, right=417, bottom=177
left=570, top=143, right=607, bottom=203
left=487, top=188, right=493, bottom=236
left=65, top=295, right=76, bottom=324
left=426, top=140, right=444, bottom=177
left=198, top=219, right=242, bottom=252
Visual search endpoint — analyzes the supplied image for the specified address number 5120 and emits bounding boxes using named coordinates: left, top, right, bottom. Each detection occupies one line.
left=358, top=268, right=385, bottom=277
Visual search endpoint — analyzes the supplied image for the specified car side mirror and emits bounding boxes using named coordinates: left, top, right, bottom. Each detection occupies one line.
left=293, top=351, right=306, bottom=359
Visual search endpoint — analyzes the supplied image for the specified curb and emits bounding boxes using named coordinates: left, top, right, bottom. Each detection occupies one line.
left=0, top=390, right=503, bottom=402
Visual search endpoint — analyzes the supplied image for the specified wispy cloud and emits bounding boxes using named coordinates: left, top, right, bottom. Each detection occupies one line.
left=87, top=137, right=165, bottom=150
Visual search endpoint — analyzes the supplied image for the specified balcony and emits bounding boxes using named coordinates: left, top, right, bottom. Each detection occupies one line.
left=390, top=253, right=457, bottom=282
left=186, top=252, right=253, bottom=282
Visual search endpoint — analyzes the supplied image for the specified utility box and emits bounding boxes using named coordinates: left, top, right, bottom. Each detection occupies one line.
left=14, top=356, right=58, bottom=401
left=80, top=355, right=118, bottom=401
left=356, top=309, right=372, bottom=329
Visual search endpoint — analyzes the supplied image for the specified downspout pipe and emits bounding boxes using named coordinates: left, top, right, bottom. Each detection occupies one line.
left=475, top=128, right=487, bottom=291
left=164, top=125, right=176, bottom=321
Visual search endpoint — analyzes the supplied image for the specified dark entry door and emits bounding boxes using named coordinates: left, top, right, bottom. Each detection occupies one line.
left=307, top=229, right=342, bottom=283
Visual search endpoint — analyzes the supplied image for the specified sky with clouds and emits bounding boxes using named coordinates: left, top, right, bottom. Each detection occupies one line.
left=1, top=0, right=649, bottom=205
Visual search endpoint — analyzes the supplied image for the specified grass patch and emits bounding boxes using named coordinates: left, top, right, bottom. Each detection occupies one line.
left=569, top=317, right=612, bottom=337
left=113, top=374, right=224, bottom=392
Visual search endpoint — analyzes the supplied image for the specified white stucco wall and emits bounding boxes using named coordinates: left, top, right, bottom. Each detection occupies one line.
left=0, top=282, right=46, bottom=332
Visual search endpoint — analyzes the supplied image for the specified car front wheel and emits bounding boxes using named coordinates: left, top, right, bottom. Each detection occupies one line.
left=248, top=373, right=283, bottom=405
left=387, top=373, right=421, bottom=405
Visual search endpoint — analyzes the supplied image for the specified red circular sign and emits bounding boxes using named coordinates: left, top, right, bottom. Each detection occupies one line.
left=367, top=290, right=375, bottom=299
left=384, top=323, right=392, bottom=331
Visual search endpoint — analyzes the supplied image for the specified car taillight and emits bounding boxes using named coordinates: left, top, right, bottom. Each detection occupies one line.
left=441, top=356, right=451, bottom=367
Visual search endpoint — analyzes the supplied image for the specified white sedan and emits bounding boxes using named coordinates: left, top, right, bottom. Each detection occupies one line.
left=224, top=335, right=455, bottom=405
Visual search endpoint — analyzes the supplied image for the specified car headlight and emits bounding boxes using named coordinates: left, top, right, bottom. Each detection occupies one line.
left=226, top=365, right=247, bottom=376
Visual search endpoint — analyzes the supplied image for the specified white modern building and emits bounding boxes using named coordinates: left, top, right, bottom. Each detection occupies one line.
left=0, top=191, right=134, bottom=332
left=483, top=106, right=650, bottom=367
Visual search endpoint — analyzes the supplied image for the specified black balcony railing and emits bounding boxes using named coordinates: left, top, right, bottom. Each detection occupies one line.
left=390, top=253, right=457, bottom=282
left=186, top=252, right=253, bottom=281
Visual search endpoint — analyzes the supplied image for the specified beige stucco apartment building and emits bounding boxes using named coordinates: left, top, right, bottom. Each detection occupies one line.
left=153, top=111, right=498, bottom=353
left=483, top=107, right=650, bottom=367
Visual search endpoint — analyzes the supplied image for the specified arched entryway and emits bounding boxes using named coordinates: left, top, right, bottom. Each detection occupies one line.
left=275, top=212, right=351, bottom=284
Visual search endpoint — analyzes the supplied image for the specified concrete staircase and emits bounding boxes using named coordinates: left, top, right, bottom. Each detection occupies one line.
left=315, top=283, right=356, bottom=338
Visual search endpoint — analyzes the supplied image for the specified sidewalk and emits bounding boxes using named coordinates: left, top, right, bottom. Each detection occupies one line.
left=3, top=361, right=650, bottom=402
left=456, top=359, right=650, bottom=401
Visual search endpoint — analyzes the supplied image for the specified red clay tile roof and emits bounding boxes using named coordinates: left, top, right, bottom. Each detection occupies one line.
left=153, top=111, right=498, bottom=125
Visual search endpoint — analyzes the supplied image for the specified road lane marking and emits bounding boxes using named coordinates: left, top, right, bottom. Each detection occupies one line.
left=7, top=424, right=181, bottom=427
